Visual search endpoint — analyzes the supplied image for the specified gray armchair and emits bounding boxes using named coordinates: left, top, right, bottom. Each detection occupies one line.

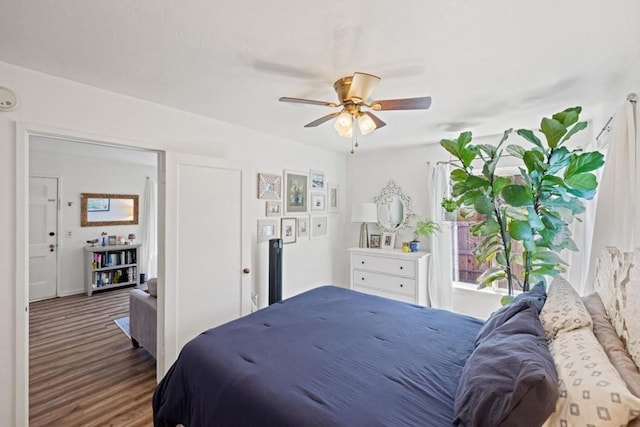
left=129, top=286, right=157, bottom=359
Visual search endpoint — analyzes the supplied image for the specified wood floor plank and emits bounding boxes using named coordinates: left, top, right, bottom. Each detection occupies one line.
left=29, top=287, right=156, bottom=427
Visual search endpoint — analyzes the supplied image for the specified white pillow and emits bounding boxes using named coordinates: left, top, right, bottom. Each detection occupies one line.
left=539, top=276, right=592, bottom=341
left=543, top=328, right=640, bottom=426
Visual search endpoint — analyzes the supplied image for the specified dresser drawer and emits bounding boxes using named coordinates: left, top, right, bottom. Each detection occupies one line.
left=353, top=286, right=416, bottom=304
left=352, top=253, right=415, bottom=278
left=352, top=269, right=416, bottom=296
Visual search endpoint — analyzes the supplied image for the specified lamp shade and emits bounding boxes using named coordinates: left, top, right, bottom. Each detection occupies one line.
left=351, top=202, right=378, bottom=223
left=334, top=111, right=353, bottom=138
left=357, top=113, right=377, bottom=135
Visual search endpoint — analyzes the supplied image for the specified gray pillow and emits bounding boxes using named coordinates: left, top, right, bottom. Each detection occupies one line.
left=474, top=299, right=534, bottom=347
left=454, top=305, right=558, bottom=427
left=511, top=281, right=547, bottom=313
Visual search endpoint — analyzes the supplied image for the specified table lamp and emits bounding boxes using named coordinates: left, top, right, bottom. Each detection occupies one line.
left=351, top=202, right=378, bottom=248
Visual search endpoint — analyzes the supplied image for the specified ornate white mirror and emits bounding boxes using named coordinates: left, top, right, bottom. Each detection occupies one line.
left=80, top=193, right=139, bottom=227
left=374, top=181, right=412, bottom=232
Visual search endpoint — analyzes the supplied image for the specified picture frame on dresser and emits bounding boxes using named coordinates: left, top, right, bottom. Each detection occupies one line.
left=381, top=232, right=395, bottom=249
left=370, top=234, right=381, bottom=248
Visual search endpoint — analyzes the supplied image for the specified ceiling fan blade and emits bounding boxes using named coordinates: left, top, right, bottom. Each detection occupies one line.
left=279, top=97, right=338, bottom=108
left=347, top=72, right=381, bottom=102
left=304, top=112, right=340, bottom=127
left=361, top=111, right=387, bottom=129
left=370, top=96, right=432, bottom=111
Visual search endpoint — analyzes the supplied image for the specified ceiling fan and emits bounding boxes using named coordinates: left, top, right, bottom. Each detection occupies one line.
left=279, top=72, right=431, bottom=152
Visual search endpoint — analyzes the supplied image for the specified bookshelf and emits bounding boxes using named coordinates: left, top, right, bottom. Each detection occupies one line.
left=84, top=244, right=141, bottom=296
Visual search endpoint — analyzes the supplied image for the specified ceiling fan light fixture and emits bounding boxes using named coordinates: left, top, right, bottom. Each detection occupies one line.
left=334, top=111, right=353, bottom=137
left=357, top=112, right=377, bottom=135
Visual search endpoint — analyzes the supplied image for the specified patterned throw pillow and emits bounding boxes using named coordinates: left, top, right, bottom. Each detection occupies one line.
left=543, top=328, right=640, bottom=427
left=539, top=276, right=593, bottom=342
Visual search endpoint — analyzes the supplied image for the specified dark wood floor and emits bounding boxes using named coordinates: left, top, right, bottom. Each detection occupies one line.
left=29, top=287, right=156, bottom=427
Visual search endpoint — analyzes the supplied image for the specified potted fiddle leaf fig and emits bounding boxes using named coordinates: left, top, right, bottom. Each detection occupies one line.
left=440, top=106, right=604, bottom=304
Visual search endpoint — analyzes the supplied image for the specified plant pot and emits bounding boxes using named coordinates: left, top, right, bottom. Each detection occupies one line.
left=409, top=241, right=420, bottom=252
left=443, top=210, right=458, bottom=221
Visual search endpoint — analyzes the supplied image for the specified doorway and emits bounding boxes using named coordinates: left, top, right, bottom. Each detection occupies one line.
left=15, top=124, right=162, bottom=426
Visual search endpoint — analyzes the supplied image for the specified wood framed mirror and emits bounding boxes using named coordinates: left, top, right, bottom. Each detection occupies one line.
left=80, top=193, right=139, bottom=227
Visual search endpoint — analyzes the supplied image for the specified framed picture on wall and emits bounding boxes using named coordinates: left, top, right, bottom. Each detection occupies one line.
left=311, top=193, right=326, bottom=212
left=298, top=215, right=309, bottom=238
left=309, top=170, right=326, bottom=191
left=265, top=201, right=281, bottom=217
left=310, top=216, right=328, bottom=239
left=281, top=217, right=297, bottom=244
left=257, top=173, right=282, bottom=200
left=284, top=170, right=308, bottom=214
left=257, top=219, right=280, bottom=243
left=327, top=183, right=339, bottom=213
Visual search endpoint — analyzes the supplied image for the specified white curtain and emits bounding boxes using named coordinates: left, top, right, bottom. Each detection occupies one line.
left=584, top=97, right=638, bottom=291
left=425, top=162, right=453, bottom=310
left=141, top=177, right=157, bottom=280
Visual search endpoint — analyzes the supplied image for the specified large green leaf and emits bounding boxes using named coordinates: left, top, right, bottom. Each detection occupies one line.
left=450, top=168, right=468, bottom=182
left=516, top=129, right=543, bottom=148
left=477, top=267, right=507, bottom=288
left=527, top=206, right=545, bottom=230
left=523, top=150, right=545, bottom=173
left=456, top=132, right=476, bottom=168
left=552, top=107, right=581, bottom=127
left=493, top=176, right=512, bottom=195
left=474, top=195, right=494, bottom=215
left=509, top=221, right=535, bottom=251
left=561, top=121, right=588, bottom=144
left=506, top=144, right=526, bottom=158
left=540, top=117, right=567, bottom=148
left=502, top=185, right=533, bottom=207
left=565, top=172, right=598, bottom=191
left=565, top=152, right=605, bottom=178
left=440, top=139, right=460, bottom=159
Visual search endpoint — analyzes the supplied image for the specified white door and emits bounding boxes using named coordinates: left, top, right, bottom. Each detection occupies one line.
left=161, top=153, right=251, bottom=372
left=29, top=176, right=58, bottom=301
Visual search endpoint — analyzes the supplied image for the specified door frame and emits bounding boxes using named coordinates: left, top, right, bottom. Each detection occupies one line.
left=15, top=122, right=164, bottom=426
left=28, top=174, right=62, bottom=301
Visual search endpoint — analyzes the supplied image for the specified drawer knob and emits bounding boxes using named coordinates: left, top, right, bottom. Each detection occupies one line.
left=361, top=277, right=365, bottom=281
left=400, top=266, right=403, bottom=270
left=400, top=284, right=404, bottom=288
left=361, top=261, right=365, bottom=264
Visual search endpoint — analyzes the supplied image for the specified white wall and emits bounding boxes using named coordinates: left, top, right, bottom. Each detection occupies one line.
left=0, top=60, right=349, bottom=424
left=30, top=137, right=157, bottom=296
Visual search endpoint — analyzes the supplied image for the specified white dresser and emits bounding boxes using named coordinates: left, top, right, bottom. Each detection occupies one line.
left=348, top=247, right=430, bottom=305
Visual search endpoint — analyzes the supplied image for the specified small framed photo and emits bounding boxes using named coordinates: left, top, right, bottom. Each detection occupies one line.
left=281, top=217, right=297, bottom=244
left=310, top=216, right=328, bottom=239
left=310, top=170, right=325, bottom=191
left=284, top=170, right=308, bottom=214
left=108, top=235, right=117, bottom=245
left=257, top=219, right=280, bottom=243
left=311, top=193, right=326, bottom=212
left=381, top=232, right=396, bottom=249
left=297, top=215, right=309, bottom=238
left=328, top=183, right=339, bottom=213
left=265, top=201, right=281, bottom=217
left=257, top=173, right=282, bottom=200
left=369, top=234, right=381, bottom=249
left=117, top=236, right=126, bottom=245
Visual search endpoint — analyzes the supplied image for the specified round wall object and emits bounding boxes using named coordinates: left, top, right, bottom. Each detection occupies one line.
left=0, top=86, right=18, bottom=111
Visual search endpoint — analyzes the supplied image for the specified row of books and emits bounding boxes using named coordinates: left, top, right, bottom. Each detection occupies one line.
left=92, top=267, right=137, bottom=287
left=91, top=250, right=137, bottom=270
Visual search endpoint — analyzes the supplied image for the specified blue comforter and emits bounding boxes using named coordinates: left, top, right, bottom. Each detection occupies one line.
left=153, top=286, right=483, bottom=427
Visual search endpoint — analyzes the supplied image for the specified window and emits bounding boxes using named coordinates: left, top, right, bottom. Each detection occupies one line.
left=450, top=172, right=524, bottom=292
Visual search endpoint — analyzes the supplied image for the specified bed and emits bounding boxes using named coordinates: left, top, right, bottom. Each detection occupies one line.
left=153, top=247, right=640, bottom=427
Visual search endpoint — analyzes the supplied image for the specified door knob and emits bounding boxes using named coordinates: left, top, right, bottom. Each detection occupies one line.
left=49, top=232, right=55, bottom=236
left=243, top=268, right=251, bottom=274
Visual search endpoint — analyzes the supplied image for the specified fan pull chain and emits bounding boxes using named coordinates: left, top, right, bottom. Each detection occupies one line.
left=351, top=116, right=358, bottom=154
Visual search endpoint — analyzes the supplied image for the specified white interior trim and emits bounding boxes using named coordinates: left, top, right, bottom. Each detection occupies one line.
left=15, top=121, right=164, bottom=424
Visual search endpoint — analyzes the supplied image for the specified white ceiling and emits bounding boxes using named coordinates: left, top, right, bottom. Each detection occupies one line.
left=1, top=1, right=639, bottom=153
